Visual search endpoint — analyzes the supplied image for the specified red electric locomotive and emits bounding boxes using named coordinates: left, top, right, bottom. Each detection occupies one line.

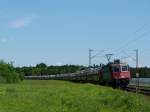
left=99, top=59, right=131, bottom=88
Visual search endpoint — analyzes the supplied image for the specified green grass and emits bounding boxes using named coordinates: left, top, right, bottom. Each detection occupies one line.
left=0, top=80, right=150, bottom=112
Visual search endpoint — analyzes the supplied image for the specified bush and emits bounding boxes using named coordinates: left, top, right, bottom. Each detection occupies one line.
left=0, top=60, right=20, bottom=83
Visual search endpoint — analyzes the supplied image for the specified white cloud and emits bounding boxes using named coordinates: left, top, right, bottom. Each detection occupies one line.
left=0, top=38, right=8, bottom=43
left=0, top=37, right=14, bottom=43
left=9, top=16, right=34, bottom=28
left=55, top=62, right=63, bottom=66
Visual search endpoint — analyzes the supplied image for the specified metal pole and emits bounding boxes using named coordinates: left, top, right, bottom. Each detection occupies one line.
left=135, top=49, right=139, bottom=93
left=136, top=49, right=138, bottom=68
left=89, top=49, right=92, bottom=68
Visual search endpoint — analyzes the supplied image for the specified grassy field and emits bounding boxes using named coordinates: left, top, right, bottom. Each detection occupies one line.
left=0, top=80, right=150, bottom=112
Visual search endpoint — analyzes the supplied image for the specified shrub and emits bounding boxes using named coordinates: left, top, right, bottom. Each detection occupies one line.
left=0, top=60, right=20, bottom=83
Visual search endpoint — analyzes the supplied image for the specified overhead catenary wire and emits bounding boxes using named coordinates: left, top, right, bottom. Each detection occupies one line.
left=91, top=20, right=150, bottom=65
left=132, top=20, right=150, bottom=35
left=114, top=19, right=150, bottom=54
left=115, top=30, right=150, bottom=53
left=89, top=49, right=106, bottom=67
left=122, top=50, right=136, bottom=61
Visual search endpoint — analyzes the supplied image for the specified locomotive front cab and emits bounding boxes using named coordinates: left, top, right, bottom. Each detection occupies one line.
left=112, top=64, right=130, bottom=79
left=111, top=62, right=131, bottom=87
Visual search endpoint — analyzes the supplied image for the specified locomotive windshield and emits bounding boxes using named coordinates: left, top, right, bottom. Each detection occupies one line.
left=112, top=66, right=120, bottom=72
left=121, top=65, right=128, bottom=71
left=112, top=64, right=128, bottom=72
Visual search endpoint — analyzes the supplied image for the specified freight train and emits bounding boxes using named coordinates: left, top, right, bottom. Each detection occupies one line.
left=25, top=59, right=131, bottom=88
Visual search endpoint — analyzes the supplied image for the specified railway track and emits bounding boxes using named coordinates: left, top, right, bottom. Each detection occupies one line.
left=25, top=75, right=150, bottom=96
left=125, top=85, right=150, bottom=96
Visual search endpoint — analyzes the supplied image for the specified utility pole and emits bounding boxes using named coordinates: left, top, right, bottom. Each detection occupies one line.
left=88, top=49, right=105, bottom=68
left=89, top=48, right=93, bottom=67
left=135, top=49, right=139, bottom=93
left=135, top=49, right=139, bottom=68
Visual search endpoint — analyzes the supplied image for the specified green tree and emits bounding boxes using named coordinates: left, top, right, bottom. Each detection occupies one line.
left=0, top=60, right=20, bottom=83
left=36, top=63, right=47, bottom=68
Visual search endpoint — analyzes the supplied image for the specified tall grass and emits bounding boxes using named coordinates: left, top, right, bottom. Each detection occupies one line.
left=0, top=80, right=150, bottom=112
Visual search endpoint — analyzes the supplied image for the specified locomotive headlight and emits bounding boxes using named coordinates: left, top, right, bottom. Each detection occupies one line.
left=121, top=75, right=125, bottom=78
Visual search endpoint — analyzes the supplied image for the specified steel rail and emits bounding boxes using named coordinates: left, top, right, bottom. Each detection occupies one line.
left=125, top=85, right=150, bottom=96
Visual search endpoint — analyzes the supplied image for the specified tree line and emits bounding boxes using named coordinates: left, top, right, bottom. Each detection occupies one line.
left=130, top=67, right=150, bottom=78
left=15, top=63, right=83, bottom=76
left=15, top=63, right=150, bottom=78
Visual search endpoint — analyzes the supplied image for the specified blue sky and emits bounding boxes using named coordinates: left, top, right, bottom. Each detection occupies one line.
left=0, top=0, right=150, bottom=67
